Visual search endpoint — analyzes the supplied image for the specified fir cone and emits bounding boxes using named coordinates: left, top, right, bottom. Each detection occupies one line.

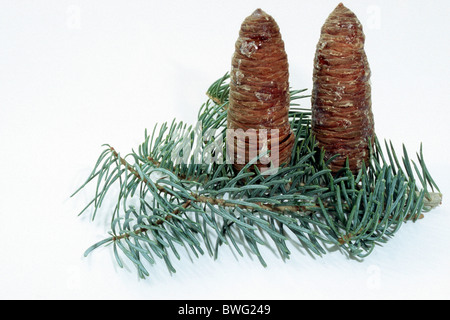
left=227, top=9, right=294, bottom=173
left=312, top=3, right=375, bottom=174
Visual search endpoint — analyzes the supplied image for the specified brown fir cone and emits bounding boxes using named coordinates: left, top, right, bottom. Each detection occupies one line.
left=227, top=9, right=294, bottom=173
left=312, top=3, right=375, bottom=174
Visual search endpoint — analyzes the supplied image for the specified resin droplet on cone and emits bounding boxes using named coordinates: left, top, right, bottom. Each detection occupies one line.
left=227, top=9, right=294, bottom=173
left=312, top=3, right=375, bottom=174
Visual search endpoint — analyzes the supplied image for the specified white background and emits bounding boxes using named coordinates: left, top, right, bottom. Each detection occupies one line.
left=1, top=0, right=449, bottom=299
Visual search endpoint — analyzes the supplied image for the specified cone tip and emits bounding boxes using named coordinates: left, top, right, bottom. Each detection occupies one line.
left=251, top=8, right=266, bottom=17
left=333, top=3, right=352, bottom=14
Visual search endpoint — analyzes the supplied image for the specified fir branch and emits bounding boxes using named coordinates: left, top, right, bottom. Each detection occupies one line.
left=111, top=145, right=315, bottom=216
left=72, top=73, right=442, bottom=278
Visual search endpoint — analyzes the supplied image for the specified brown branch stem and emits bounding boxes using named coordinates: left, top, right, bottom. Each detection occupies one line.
left=109, top=146, right=426, bottom=246
left=109, top=147, right=306, bottom=215
left=111, top=200, right=192, bottom=241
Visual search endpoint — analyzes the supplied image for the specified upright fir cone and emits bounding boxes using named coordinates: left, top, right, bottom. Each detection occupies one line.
left=227, top=9, right=294, bottom=173
left=312, top=3, right=375, bottom=174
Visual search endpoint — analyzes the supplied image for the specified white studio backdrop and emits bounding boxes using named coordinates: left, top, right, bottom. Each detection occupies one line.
left=0, top=0, right=449, bottom=299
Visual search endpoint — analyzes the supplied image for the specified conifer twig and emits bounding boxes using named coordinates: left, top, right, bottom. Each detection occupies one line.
left=73, top=72, right=442, bottom=278
left=111, top=146, right=309, bottom=215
